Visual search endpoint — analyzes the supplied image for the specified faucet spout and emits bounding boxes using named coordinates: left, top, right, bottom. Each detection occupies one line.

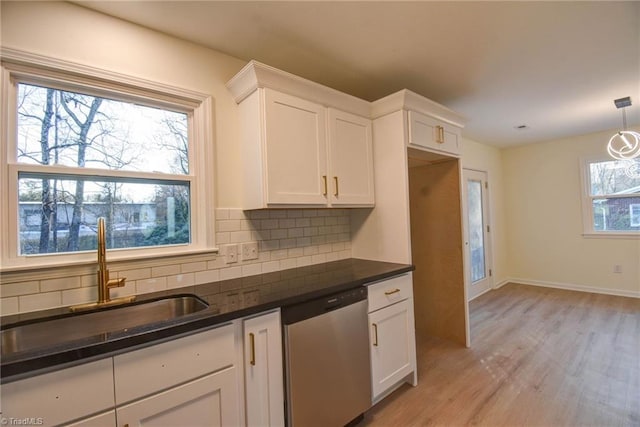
left=96, top=217, right=126, bottom=303
left=70, top=218, right=135, bottom=312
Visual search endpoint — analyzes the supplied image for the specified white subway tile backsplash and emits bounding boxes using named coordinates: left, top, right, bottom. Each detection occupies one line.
left=312, top=253, right=327, bottom=264
left=288, top=248, right=304, bottom=258
left=270, top=210, right=287, bottom=219
left=1, top=281, right=39, bottom=298
left=296, top=256, right=312, bottom=267
left=229, top=230, right=252, bottom=243
left=270, top=229, right=288, bottom=239
left=195, top=269, right=220, bottom=285
left=218, top=220, right=241, bottom=232
left=119, top=268, right=152, bottom=282
left=1, top=297, right=19, bottom=316
left=262, top=261, right=280, bottom=273
left=270, top=249, right=289, bottom=260
left=136, top=277, right=168, bottom=294
left=242, top=263, right=262, bottom=277
left=181, top=262, right=207, bottom=274
left=216, top=232, right=231, bottom=244
left=215, top=208, right=230, bottom=220
left=288, top=228, right=304, bottom=238
left=19, top=292, right=62, bottom=313
left=167, top=273, right=195, bottom=289
left=62, top=287, right=97, bottom=306
left=229, top=209, right=246, bottom=220
left=152, top=264, right=180, bottom=278
left=280, top=258, right=297, bottom=270
left=219, top=266, right=242, bottom=281
left=4, top=208, right=352, bottom=314
left=40, top=276, right=81, bottom=293
left=111, top=281, right=137, bottom=298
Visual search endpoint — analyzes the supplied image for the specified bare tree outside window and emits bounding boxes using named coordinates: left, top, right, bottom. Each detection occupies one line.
left=17, top=83, right=191, bottom=254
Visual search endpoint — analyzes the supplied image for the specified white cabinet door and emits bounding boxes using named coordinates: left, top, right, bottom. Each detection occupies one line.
left=408, top=110, right=460, bottom=156
left=117, top=367, right=239, bottom=427
left=66, top=410, right=116, bottom=427
left=0, top=358, right=115, bottom=427
left=369, top=298, right=417, bottom=400
left=328, top=108, right=375, bottom=206
left=263, top=89, right=328, bottom=205
left=244, top=310, right=285, bottom=427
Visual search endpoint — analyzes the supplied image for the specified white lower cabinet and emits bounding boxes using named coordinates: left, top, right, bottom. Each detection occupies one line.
left=2, top=310, right=286, bottom=427
left=113, top=324, right=239, bottom=427
left=0, top=358, right=115, bottom=427
left=116, top=367, right=238, bottom=427
left=66, top=411, right=116, bottom=427
left=243, top=310, right=285, bottom=427
left=367, top=273, right=418, bottom=403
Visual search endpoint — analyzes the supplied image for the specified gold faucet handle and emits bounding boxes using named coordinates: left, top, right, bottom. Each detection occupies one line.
left=107, top=277, right=126, bottom=289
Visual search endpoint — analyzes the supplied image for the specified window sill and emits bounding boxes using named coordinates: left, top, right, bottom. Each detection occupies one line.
left=0, top=246, right=220, bottom=276
left=582, top=232, right=640, bottom=240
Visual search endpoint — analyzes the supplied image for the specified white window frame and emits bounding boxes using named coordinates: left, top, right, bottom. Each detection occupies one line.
left=1, top=49, right=217, bottom=271
left=580, top=156, right=640, bottom=239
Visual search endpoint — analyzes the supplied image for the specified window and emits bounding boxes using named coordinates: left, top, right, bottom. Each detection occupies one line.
left=581, top=158, right=640, bottom=236
left=1, top=54, right=215, bottom=269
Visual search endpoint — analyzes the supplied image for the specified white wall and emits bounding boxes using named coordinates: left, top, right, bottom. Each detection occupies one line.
left=461, top=138, right=508, bottom=287
left=502, top=128, right=640, bottom=296
left=1, top=0, right=245, bottom=207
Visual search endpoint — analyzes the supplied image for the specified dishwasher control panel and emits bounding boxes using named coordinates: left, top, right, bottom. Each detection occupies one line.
left=282, top=287, right=367, bottom=324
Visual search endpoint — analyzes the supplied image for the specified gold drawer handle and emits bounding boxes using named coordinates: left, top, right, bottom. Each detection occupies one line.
left=384, top=288, right=401, bottom=296
left=322, top=175, right=328, bottom=196
left=249, top=332, right=256, bottom=366
left=372, top=323, right=378, bottom=346
left=436, top=125, right=445, bottom=143
left=334, top=176, right=339, bottom=197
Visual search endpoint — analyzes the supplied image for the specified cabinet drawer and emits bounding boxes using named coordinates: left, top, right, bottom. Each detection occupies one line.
left=408, top=110, right=460, bottom=156
left=114, top=323, right=235, bottom=405
left=367, top=273, right=413, bottom=313
left=0, top=358, right=114, bottom=427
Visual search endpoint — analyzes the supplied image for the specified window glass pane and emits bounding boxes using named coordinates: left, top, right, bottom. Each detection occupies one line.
left=17, top=83, right=189, bottom=175
left=467, top=180, right=486, bottom=282
left=589, top=159, right=640, bottom=196
left=592, top=197, right=640, bottom=231
left=18, top=176, right=190, bottom=255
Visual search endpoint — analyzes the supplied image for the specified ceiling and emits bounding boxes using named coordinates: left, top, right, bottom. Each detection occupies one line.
left=75, top=1, right=640, bottom=147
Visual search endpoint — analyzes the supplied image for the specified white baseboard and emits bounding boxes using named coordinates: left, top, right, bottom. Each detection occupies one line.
left=504, top=277, right=640, bottom=299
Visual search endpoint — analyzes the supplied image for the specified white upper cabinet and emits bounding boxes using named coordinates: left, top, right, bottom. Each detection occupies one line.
left=328, top=108, right=374, bottom=205
left=227, top=60, right=374, bottom=209
left=263, top=89, right=328, bottom=205
left=371, top=89, right=466, bottom=158
left=408, top=110, right=461, bottom=156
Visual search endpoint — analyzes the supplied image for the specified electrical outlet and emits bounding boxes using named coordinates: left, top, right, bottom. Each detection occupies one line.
left=225, top=244, right=238, bottom=263
left=613, top=264, right=623, bottom=273
left=241, top=242, right=258, bottom=261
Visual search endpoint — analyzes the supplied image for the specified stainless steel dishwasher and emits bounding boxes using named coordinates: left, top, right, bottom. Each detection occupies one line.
left=282, top=287, right=371, bottom=427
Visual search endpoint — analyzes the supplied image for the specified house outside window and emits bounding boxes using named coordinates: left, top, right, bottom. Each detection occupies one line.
left=1, top=54, right=215, bottom=269
left=581, top=158, right=640, bottom=237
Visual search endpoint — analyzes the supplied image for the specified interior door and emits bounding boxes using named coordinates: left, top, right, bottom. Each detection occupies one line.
left=462, top=169, right=493, bottom=301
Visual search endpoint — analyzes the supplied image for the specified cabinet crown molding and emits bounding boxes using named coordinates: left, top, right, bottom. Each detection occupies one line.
left=371, top=89, right=467, bottom=128
left=226, top=60, right=371, bottom=117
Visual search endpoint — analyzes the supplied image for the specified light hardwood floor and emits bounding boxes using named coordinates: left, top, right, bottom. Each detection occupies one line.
left=362, top=283, right=640, bottom=426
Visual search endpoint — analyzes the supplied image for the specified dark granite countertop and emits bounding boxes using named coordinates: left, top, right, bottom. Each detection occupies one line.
left=0, top=258, right=413, bottom=382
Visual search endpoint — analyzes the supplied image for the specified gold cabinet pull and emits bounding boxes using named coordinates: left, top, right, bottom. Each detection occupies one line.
left=436, top=125, right=445, bottom=143
left=384, top=288, right=401, bottom=296
left=322, top=175, right=328, bottom=196
left=249, top=332, right=256, bottom=366
left=334, top=176, right=339, bottom=197
left=372, top=323, right=379, bottom=346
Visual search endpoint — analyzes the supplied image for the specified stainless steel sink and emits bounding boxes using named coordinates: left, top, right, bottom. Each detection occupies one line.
left=1, top=295, right=209, bottom=357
